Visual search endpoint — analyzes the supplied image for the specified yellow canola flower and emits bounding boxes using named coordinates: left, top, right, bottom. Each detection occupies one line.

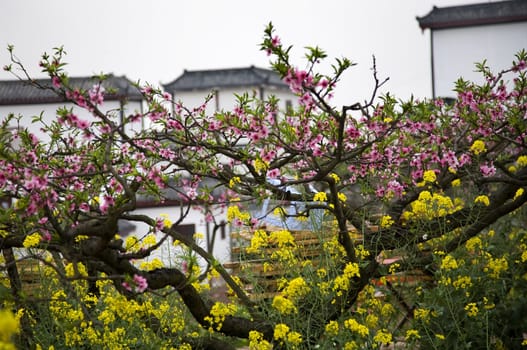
left=204, top=302, right=237, bottom=331
left=344, top=318, right=369, bottom=337
left=314, top=192, right=328, bottom=202
left=139, top=258, right=164, bottom=271
left=249, top=331, right=272, bottom=350
left=273, top=323, right=289, bottom=341
left=343, top=262, right=360, bottom=278
left=440, top=255, right=459, bottom=270
left=373, top=329, right=393, bottom=345
left=246, top=229, right=269, bottom=254
left=0, top=309, right=19, bottom=345
left=329, top=173, right=340, bottom=183
left=253, top=158, right=269, bottom=174
left=269, top=229, right=295, bottom=248
left=517, top=155, right=527, bottom=168
left=423, top=170, right=437, bottom=183
left=464, top=302, right=479, bottom=317
left=414, top=308, right=431, bottom=323
left=474, top=195, right=490, bottom=206
left=226, top=205, right=250, bottom=223
left=287, top=331, right=302, bottom=346
left=325, top=320, right=339, bottom=336
left=271, top=295, right=297, bottom=314
left=23, top=232, right=41, bottom=248
left=65, top=262, right=88, bottom=278
left=142, top=233, right=157, bottom=247
left=283, top=277, right=310, bottom=299
left=451, top=179, right=461, bottom=187
left=514, top=188, right=524, bottom=201
left=380, top=215, right=394, bottom=228
left=229, top=176, right=241, bottom=189
left=484, top=256, right=508, bottom=278
left=159, top=213, right=172, bottom=228
left=470, top=140, right=486, bottom=155
left=405, top=329, right=421, bottom=341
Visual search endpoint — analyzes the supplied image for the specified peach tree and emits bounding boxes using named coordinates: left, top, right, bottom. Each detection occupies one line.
left=1, top=24, right=527, bottom=349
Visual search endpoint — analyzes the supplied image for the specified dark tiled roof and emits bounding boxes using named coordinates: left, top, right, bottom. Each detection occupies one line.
left=0, top=74, right=143, bottom=105
left=417, top=0, right=527, bottom=30
left=163, top=66, right=287, bottom=92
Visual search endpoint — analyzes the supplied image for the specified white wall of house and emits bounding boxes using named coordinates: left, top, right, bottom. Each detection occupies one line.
left=432, top=21, right=527, bottom=98
left=129, top=204, right=231, bottom=266
left=0, top=100, right=144, bottom=141
left=172, top=86, right=296, bottom=114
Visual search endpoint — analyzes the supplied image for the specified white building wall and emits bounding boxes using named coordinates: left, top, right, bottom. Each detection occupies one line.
left=130, top=204, right=231, bottom=266
left=0, top=100, right=144, bottom=141
left=432, top=21, right=527, bottom=98
left=172, top=86, right=296, bottom=114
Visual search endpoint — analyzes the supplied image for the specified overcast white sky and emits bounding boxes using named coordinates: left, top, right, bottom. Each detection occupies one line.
left=1, top=0, right=488, bottom=106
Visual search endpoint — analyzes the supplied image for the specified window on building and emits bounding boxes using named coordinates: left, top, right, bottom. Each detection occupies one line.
left=174, top=223, right=196, bottom=242
left=285, top=100, right=293, bottom=113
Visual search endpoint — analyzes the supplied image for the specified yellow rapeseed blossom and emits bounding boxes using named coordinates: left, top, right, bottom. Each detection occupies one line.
left=338, top=192, right=347, bottom=202
left=283, top=277, right=310, bottom=299
left=466, top=236, right=483, bottom=252
left=484, top=256, right=508, bottom=278
left=273, top=323, right=289, bottom=341
left=373, top=329, right=393, bottom=345
left=325, top=320, right=339, bottom=336
left=381, top=303, right=396, bottom=317
left=273, top=206, right=286, bottom=217
left=366, top=314, right=379, bottom=328
left=0, top=308, right=19, bottom=347
left=452, top=275, right=472, bottom=289
left=517, top=155, right=527, bottom=168
left=451, top=179, right=461, bottom=187
left=253, top=158, right=269, bottom=174
left=287, top=331, right=302, bottom=346
left=249, top=330, right=272, bottom=350
left=423, top=170, right=437, bottom=183
left=414, top=308, right=431, bottom=323
left=139, top=258, right=164, bottom=271
left=380, top=215, right=394, bottom=228
left=343, top=262, right=360, bottom=278
left=329, top=173, right=340, bottom=183
left=226, top=205, right=250, bottom=223
left=65, top=262, right=88, bottom=278
left=344, top=341, right=358, bottom=350
left=314, top=192, right=328, bottom=202
left=23, top=232, right=41, bottom=248
left=269, top=230, right=295, bottom=248
left=470, top=140, right=486, bottom=155
left=344, top=318, right=369, bottom=337
left=125, top=236, right=138, bottom=251
left=514, top=188, right=524, bottom=201
left=159, top=214, right=172, bottom=228
left=229, top=176, right=241, bottom=188
left=483, top=297, right=495, bottom=310
left=440, top=255, right=459, bottom=270
left=142, top=233, right=157, bottom=247
left=464, top=302, right=479, bottom=317
left=405, top=329, right=421, bottom=341
left=75, top=235, right=89, bottom=242
left=271, top=295, right=297, bottom=314
left=474, top=195, right=490, bottom=206
left=204, top=302, right=237, bottom=331
left=408, top=190, right=457, bottom=220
